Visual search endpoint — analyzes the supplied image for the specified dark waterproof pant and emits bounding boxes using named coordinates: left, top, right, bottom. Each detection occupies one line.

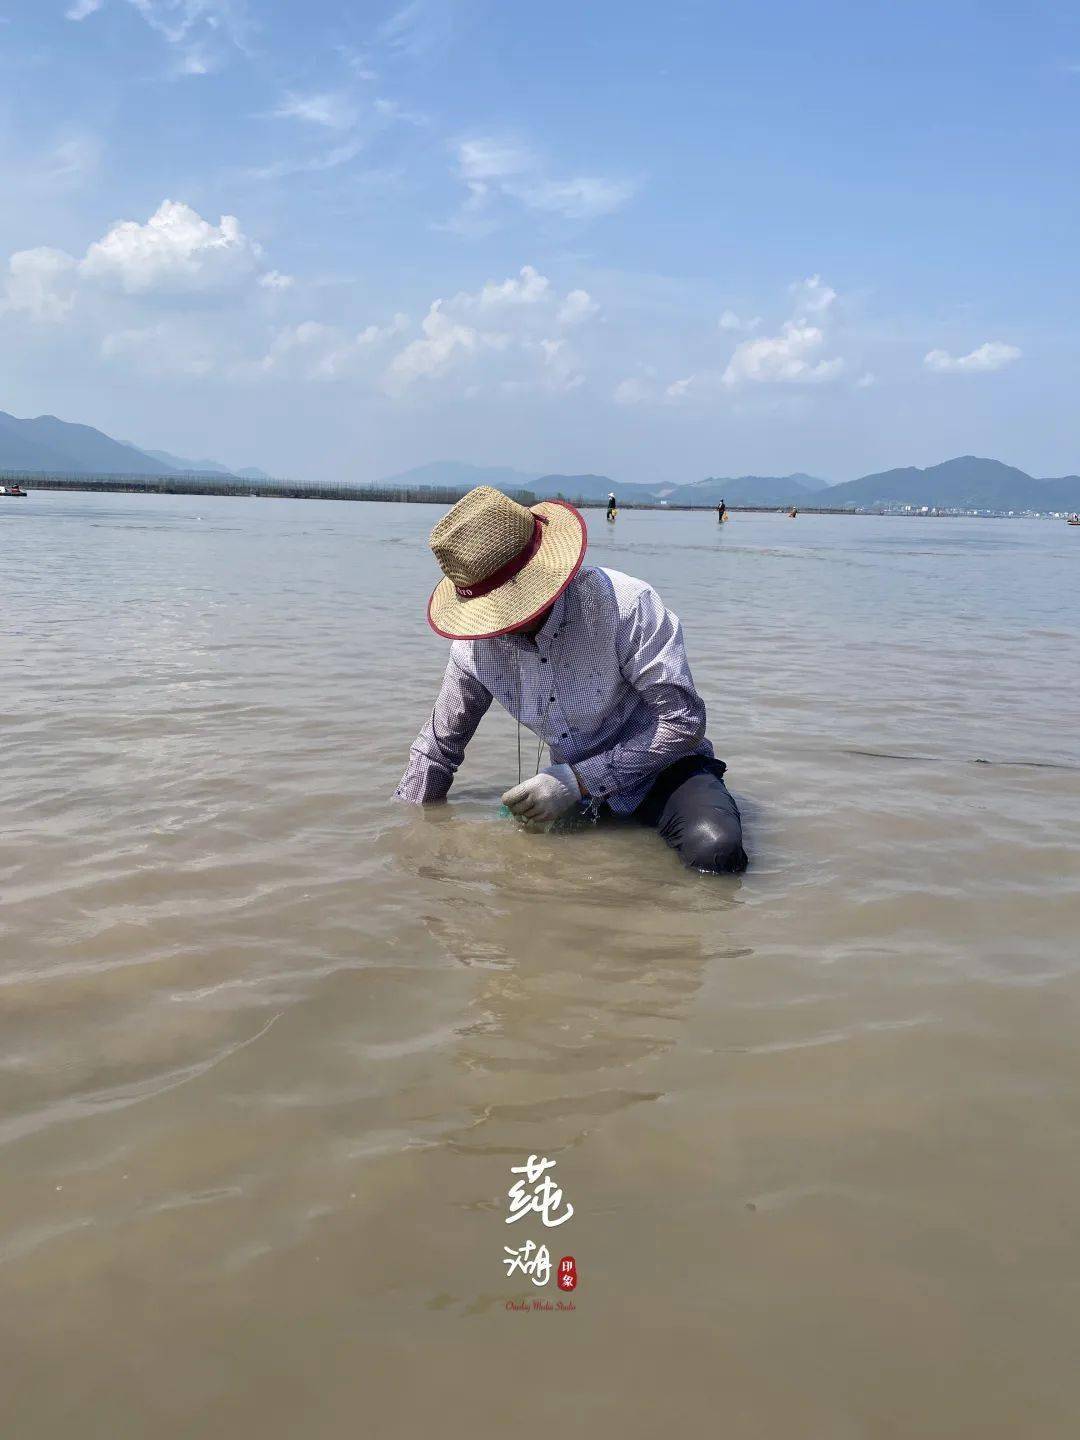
left=631, top=756, right=748, bottom=875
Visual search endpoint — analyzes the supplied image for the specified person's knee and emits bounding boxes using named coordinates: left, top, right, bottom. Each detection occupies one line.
left=678, top=819, right=747, bottom=875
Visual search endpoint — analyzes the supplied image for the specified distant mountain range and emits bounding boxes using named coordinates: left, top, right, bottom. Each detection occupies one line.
left=382, top=458, right=1080, bottom=512
left=0, top=410, right=269, bottom=481
left=823, top=456, right=1080, bottom=512
left=382, top=464, right=830, bottom=508
left=380, top=460, right=541, bottom=493
left=139, top=448, right=271, bottom=482
left=654, top=472, right=829, bottom=507
left=3, top=409, right=1079, bottom=511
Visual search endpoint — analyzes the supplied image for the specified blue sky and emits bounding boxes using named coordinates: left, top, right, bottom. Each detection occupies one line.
left=1, top=0, right=1078, bottom=483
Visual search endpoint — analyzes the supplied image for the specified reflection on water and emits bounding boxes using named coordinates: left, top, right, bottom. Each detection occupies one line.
left=2, top=492, right=1079, bottom=1437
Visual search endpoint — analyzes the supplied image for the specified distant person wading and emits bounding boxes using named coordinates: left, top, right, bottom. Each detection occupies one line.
left=606, top=491, right=617, bottom=521
left=395, top=487, right=748, bottom=875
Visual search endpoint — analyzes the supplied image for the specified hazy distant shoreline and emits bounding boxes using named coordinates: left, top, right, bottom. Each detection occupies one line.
left=9, top=471, right=1071, bottom=517
left=4, top=472, right=870, bottom=514
left=5, top=419, right=1078, bottom=513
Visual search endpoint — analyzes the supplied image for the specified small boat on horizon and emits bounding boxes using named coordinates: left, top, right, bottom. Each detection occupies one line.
left=0, top=483, right=27, bottom=497
left=1067, top=514, right=1080, bottom=526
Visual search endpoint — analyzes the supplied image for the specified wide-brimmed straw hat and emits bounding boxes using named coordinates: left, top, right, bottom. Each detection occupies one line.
left=427, top=486, right=587, bottom=640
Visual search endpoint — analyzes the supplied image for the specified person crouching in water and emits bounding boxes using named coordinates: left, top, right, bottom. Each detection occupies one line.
left=394, top=487, right=747, bottom=875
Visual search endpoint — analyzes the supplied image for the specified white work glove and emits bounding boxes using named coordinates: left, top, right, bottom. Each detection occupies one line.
left=501, top=764, right=582, bottom=824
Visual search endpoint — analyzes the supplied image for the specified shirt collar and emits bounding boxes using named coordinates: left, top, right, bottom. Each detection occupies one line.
left=536, top=587, right=569, bottom=642
left=498, top=580, right=573, bottom=650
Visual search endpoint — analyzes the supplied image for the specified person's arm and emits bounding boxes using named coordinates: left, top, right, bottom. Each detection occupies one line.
left=571, top=586, right=706, bottom=803
left=394, top=652, right=493, bottom=804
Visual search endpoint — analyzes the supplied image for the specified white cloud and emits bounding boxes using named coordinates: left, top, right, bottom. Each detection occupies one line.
left=258, top=314, right=407, bottom=380
left=558, top=289, right=599, bottom=326
left=123, top=0, right=252, bottom=75
left=612, top=278, right=846, bottom=406
left=1, top=198, right=434, bottom=388
left=101, top=321, right=219, bottom=376
left=506, top=175, right=635, bottom=221
left=449, top=136, right=635, bottom=229
left=383, top=302, right=489, bottom=394
left=253, top=87, right=420, bottom=184
left=790, top=274, right=837, bottom=315
left=176, top=45, right=212, bottom=75
left=923, top=341, right=1021, bottom=374
left=723, top=321, right=844, bottom=387
left=98, top=309, right=410, bottom=384
left=65, top=0, right=104, bottom=19
left=447, top=139, right=532, bottom=230
left=356, top=315, right=408, bottom=344
left=273, top=92, right=357, bottom=130
left=457, top=138, right=532, bottom=183
left=384, top=265, right=598, bottom=396
left=259, top=321, right=345, bottom=376
left=80, top=200, right=262, bottom=294
left=46, top=135, right=103, bottom=184
left=3, top=200, right=269, bottom=336
left=373, top=96, right=427, bottom=126
left=855, top=371, right=876, bottom=388
left=472, top=264, right=550, bottom=309
left=337, top=44, right=378, bottom=81
left=385, top=301, right=483, bottom=393
left=243, top=140, right=368, bottom=182
left=378, top=0, right=449, bottom=60
left=530, top=336, right=585, bottom=392
left=719, top=308, right=761, bottom=332
left=723, top=276, right=844, bottom=387
left=3, top=247, right=78, bottom=321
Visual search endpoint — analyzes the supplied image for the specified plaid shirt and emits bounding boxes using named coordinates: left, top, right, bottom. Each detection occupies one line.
left=394, top=565, right=713, bottom=814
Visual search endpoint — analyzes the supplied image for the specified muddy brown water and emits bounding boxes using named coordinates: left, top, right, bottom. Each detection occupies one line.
left=3, top=492, right=1079, bottom=1437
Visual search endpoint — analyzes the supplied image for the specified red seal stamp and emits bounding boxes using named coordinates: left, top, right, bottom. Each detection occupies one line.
left=557, top=1255, right=577, bottom=1291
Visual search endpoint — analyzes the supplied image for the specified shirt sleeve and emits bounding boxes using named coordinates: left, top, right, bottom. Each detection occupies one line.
left=394, top=652, right=493, bottom=803
left=571, top=586, right=706, bottom=803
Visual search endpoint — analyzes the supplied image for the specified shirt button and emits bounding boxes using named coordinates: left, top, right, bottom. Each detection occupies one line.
left=540, top=657, right=547, bottom=664
left=549, top=695, right=555, bottom=702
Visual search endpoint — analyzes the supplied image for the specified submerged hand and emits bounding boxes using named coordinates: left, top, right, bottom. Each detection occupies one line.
left=501, top=764, right=582, bottom=823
